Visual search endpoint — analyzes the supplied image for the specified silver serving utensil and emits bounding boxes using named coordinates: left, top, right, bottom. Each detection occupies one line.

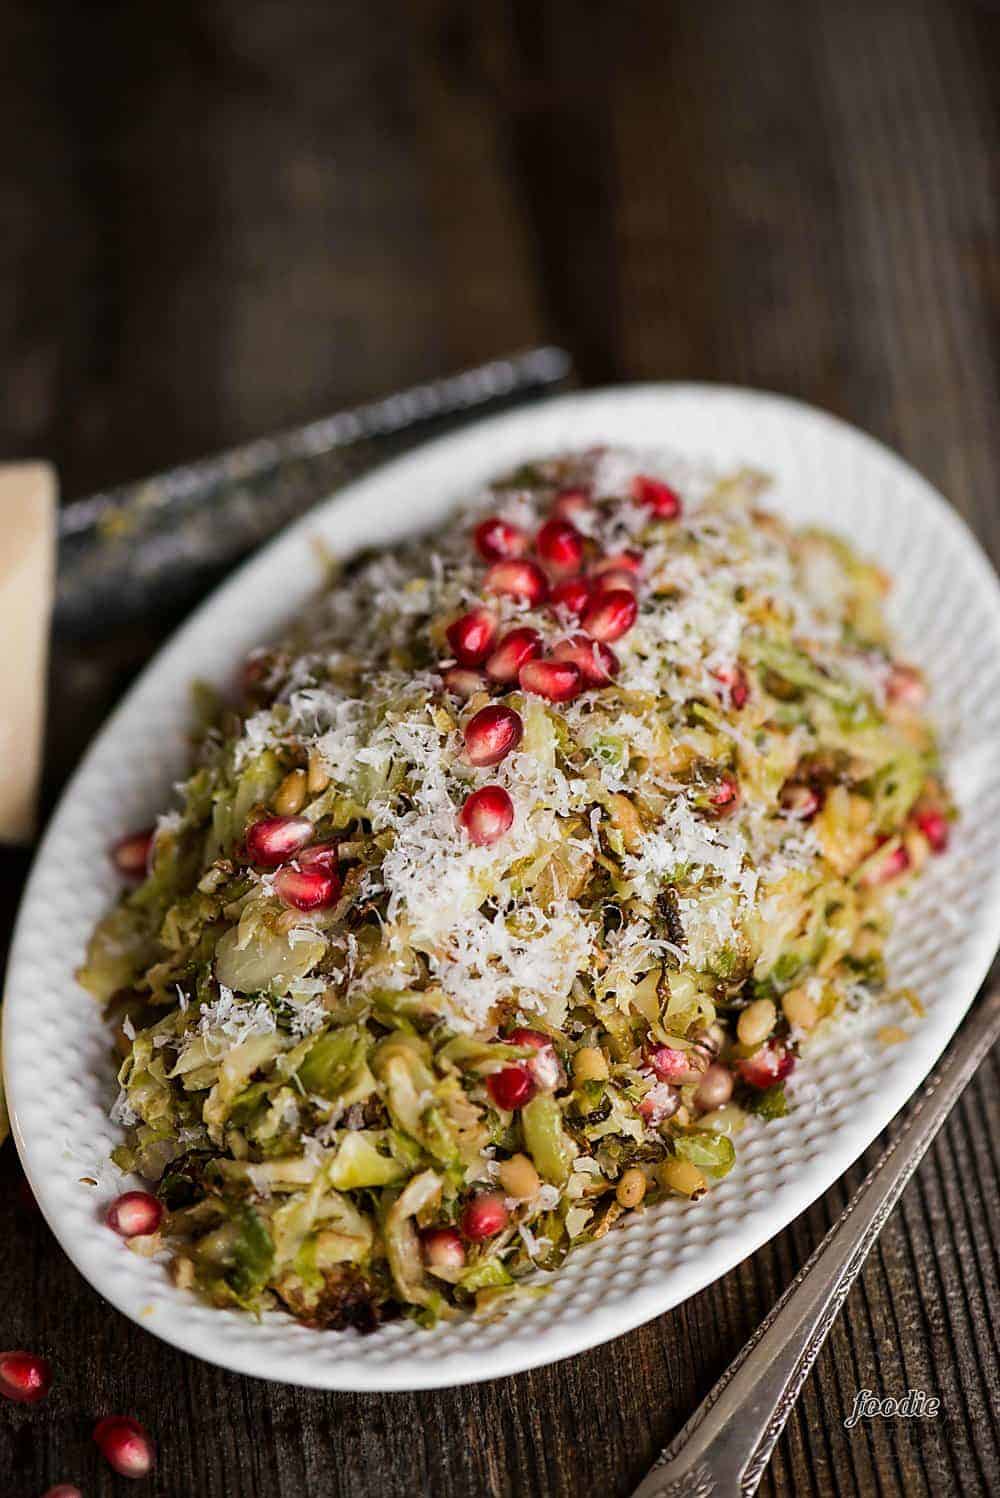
left=630, top=980, right=1000, bottom=1498
left=54, top=346, right=572, bottom=631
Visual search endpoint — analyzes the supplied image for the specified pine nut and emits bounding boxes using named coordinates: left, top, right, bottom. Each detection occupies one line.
left=273, top=769, right=307, bottom=816
left=781, top=986, right=819, bottom=1031
left=694, top=1062, right=734, bottom=1112
left=737, top=998, right=776, bottom=1048
left=498, top=1153, right=541, bottom=1199
left=657, top=1157, right=707, bottom=1199
left=573, top=1045, right=609, bottom=1083
left=306, top=753, right=331, bottom=795
left=615, top=1167, right=647, bottom=1209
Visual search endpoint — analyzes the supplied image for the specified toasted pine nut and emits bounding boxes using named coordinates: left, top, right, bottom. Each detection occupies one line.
left=737, top=998, right=776, bottom=1048
left=306, top=753, right=331, bottom=795
left=615, top=1167, right=647, bottom=1209
left=273, top=769, right=307, bottom=815
left=657, top=1157, right=707, bottom=1199
left=498, top=1153, right=541, bottom=1199
left=782, top=987, right=819, bottom=1031
left=573, top=1045, right=609, bottom=1083
left=171, top=1255, right=196, bottom=1290
left=608, top=794, right=644, bottom=853
left=694, top=1062, right=734, bottom=1112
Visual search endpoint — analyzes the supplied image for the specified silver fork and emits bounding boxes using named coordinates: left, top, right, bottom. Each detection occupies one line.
left=630, top=980, right=1000, bottom=1498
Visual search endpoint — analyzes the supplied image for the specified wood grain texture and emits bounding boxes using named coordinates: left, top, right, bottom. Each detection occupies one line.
left=2, top=1, right=1000, bottom=1495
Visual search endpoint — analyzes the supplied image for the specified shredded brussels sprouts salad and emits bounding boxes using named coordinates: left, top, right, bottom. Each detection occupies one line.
left=81, top=447, right=952, bottom=1330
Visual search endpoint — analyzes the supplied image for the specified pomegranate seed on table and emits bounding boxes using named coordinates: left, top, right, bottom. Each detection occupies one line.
left=885, top=662, right=926, bottom=706
left=581, top=589, right=638, bottom=643
left=483, top=558, right=550, bottom=606
left=551, top=487, right=590, bottom=520
left=535, top=517, right=584, bottom=575
left=549, top=576, right=593, bottom=618
left=712, top=664, right=749, bottom=709
left=110, top=828, right=154, bottom=882
left=460, top=785, right=515, bottom=845
left=274, top=864, right=341, bottom=911
left=464, top=704, right=523, bottom=767
left=486, top=1065, right=536, bottom=1110
left=736, top=1041, right=795, bottom=1090
left=441, top=665, right=484, bottom=699
left=518, top=658, right=583, bottom=703
left=0, top=1350, right=52, bottom=1404
left=913, top=806, right=949, bottom=853
left=446, top=607, right=498, bottom=666
left=106, top=1191, right=163, bottom=1239
left=93, top=1415, right=155, bottom=1478
left=473, top=516, right=527, bottom=561
left=485, top=626, right=542, bottom=684
left=245, top=815, right=313, bottom=866
left=632, top=474, right=682, bottom=518
left=552, top=633, right=620, bottom=686
left=460, top=1192, right=510, bottom=1241
left=780, top=782, right=822, bottom=819
left=43, top=1487, right=84, bottom=1498
left=708, top=773, right=740, bottom=815
left=422, top=1227, right=467, bottom=1272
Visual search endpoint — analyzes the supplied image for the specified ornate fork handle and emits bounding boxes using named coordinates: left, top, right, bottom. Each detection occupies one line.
left=630, top=983, right=1000, bottom=1498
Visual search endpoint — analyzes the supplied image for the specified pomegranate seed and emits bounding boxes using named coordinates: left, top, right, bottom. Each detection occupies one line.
left=591, top=550, right=643, bottom=577
left=485, top=626, right=542, bottom=684
left=93, top=1416, right=155, bottom=1479
left=549, top=576, right=593, bottom=618
left=649, top=1046, right=699, bottom=1084
left=736, top=1041, right=795, bottom=1090
left=43, top=1487, right=84, bottom=1498
left=297, top=841, right=339, bottom=872
left=552, top=487, right=590, bottom=521
left=552, top=633, right=620, bottom=686
left=633, top=474, right=682, bottom=518
left=859, top=840, right=911, bottom=886
left=106, top=1191, right=163, bottom=1239
left=483, top=558, right=549, bottom=606
left=446, top=607, right=498, bottom=666
left=111, top=828, right=154, bottom=882
left=780, top=782, right=822, bottom=819
left=422, top=1227, right=466, bottom=1272
left=460, top=785, right=514, bottom=845
left=639, top=1082, right=680, bottom=1126
left=712, top=664, right=749, bottom=709
left=486, top=1065, right=536, bottom=1110
left=708, top=773, right=740, bottom=816
left=441, top=665, right=484, bottom=699
left=592, top=567, right=639, bottom=596
left=913, top=806, right=949, bottom=853
left=460, top=1192, right=510, bottom=1241
left=581, top=589, right=638, bottom=643
left=886, top=662, right=926, bottom=707
left=245, top=815, right=313, bottom=866
left=518, top=658, right=583, bottom=703
left=274, top=864, right=341, bottom=911
left=464, top=704, right=523, bottom=767
left=0, top=1350, right=52, bottom=1405
left=535, top=518, right=584, bottom=575
left=507, top=1027, right=561, bottom=1090
left=474, top=516, right=527, bottom=562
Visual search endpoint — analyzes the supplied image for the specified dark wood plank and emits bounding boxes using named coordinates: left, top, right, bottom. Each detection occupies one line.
left=2, top=1, right=1000, bottom=1496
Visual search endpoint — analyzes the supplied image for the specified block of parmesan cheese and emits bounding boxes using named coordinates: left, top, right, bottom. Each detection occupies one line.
left=0, top=463, right=56, bottom=844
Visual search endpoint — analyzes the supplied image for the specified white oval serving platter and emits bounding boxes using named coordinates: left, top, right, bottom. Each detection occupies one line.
left=5, top=385, right=1000, bottom=1390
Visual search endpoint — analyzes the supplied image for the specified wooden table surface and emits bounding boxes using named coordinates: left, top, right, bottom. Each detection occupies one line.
left=3, top=2, right=1000, bottom=1494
